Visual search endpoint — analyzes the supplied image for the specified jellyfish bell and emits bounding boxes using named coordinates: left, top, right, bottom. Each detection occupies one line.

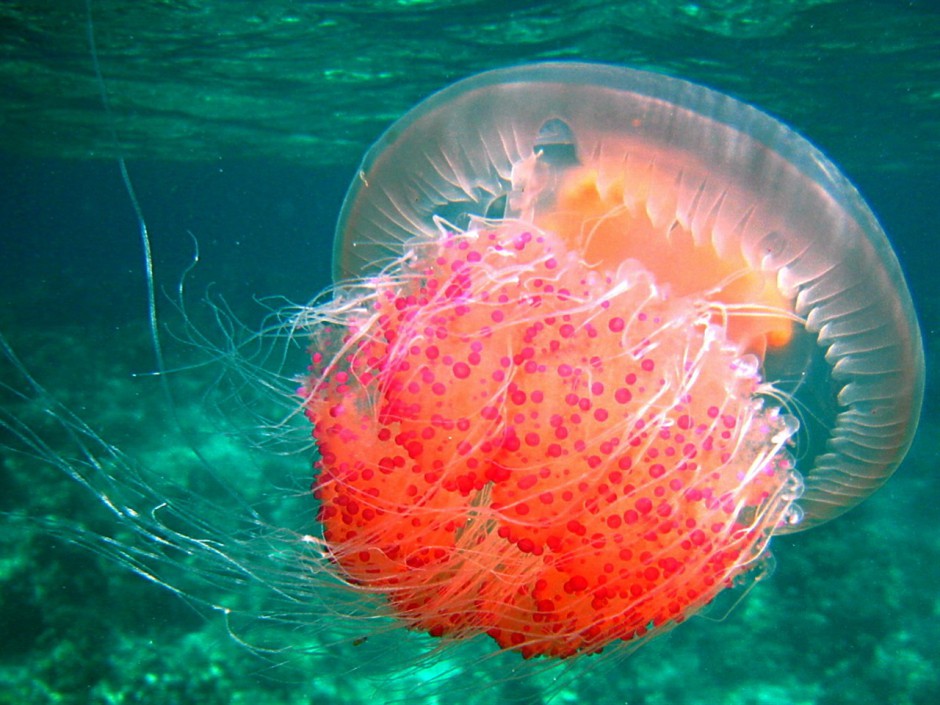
left=302, top=62, right=924, bottom=658
left=331, top=61, right=924, bottom=529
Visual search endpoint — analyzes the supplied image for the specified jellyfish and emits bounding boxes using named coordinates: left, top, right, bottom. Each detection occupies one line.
left=298, top=63, right=924, bottom=659
left=0, top=61, right=925, bottom=697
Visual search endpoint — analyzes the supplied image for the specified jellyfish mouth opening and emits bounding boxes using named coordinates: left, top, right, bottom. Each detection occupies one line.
left=300, top=217, right=801, bottom=659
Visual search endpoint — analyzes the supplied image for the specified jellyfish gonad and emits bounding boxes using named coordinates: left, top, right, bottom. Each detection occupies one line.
left=299, top=63, right=924, bottom=659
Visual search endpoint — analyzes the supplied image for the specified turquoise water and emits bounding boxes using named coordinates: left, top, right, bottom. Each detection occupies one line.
left=1, top=2, right=938, bottom=704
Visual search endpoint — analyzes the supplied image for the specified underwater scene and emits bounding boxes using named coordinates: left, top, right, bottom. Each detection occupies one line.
left=1, top=1, right=938, bottom=704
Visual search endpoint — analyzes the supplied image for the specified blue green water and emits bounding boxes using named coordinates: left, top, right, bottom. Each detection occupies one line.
left=1, top=1, right=938, bottom=703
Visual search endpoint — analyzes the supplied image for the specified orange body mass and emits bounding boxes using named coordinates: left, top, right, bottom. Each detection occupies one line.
left=304, top=222, right=797, bottom=658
